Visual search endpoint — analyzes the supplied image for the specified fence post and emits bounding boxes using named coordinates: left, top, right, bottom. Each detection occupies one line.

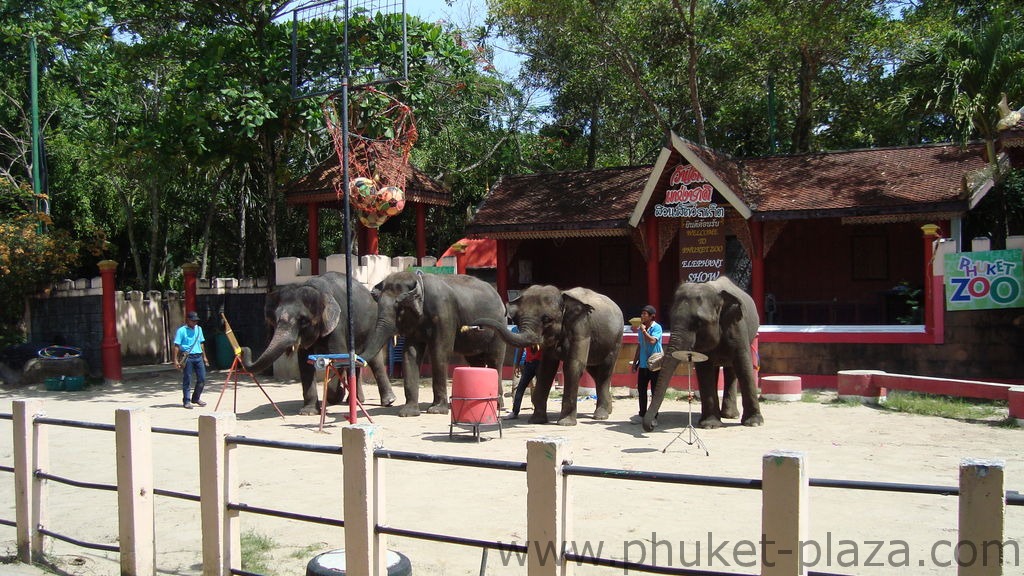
left=527, top=437, right=573, bottom=576
left=761, top=450, right=807, bottom=576
left=13, top=399, right=46, bottom=564
left=343, top=424, right=385, bottom=576
left=199, top=413, right=238, bottom=576
left=115, top=408, right=155, bottom=576
left=958, top=458, right=1005, bottom=576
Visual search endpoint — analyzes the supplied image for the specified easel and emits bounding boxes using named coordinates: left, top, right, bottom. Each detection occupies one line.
left=307, top=353, right=373, bottom=432
left=215, top=313, right=286, bottom=420
left=662, top=350, right=710, bottom=456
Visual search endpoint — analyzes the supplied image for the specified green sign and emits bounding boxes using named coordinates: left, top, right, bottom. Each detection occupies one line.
left=408, top=266, right=455, bottom=275
left=943, top=249, right=1023, bottom=311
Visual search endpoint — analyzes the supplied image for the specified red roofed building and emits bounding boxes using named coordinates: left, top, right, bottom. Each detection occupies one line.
left=466, top=132, right=1023, bottom=383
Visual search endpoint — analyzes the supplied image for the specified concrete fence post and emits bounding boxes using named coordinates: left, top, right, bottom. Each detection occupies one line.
left=343, top=424, right=386, bottom=576
left=199, top=413, right=238, bottom=576
left=527, top=437, right=573, bottom=576
left=761, top=450, right=807, bottom=576
left=115, top=408, right=155, bottom=576
left=958, top=458, right=1005, bottom=576
left=13, top=399, right=46, bottom=564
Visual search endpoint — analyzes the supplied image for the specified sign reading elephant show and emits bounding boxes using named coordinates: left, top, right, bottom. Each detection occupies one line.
left=655, top=163, right=726, bottom=283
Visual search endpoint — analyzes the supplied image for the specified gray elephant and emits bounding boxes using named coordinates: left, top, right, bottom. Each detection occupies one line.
left=244, top=272, right=395, bottom=415
left=359, top=271, right=507, bottom=417
left=643, top=277, right=761, bottom=432
left=473, top=285, right=623, bottom=426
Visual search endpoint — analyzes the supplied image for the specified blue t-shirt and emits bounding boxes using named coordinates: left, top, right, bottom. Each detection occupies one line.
left=637, top=321, right=663, bottom=369
left=174, top=324, right=205, bottom=355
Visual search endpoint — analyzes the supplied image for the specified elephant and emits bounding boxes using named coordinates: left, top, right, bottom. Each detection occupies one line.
left=244, top=272, right=396, bottom=415
left=473, top=285, right=623, bottom=426
left=642, top=277, right=761, bottom=432
left=359, top=270, right=508, bottom=417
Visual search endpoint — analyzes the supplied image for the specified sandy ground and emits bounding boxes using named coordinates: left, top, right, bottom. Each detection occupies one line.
left=1, top=366, right=1022, bottom=576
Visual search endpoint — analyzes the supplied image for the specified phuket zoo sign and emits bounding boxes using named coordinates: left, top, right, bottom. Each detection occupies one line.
left=943, top=249, right=1024, bottom=311
left=655, top=163, right=726, bottom=282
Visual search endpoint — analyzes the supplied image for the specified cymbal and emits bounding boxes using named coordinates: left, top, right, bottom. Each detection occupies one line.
left=671, top=350, right=708, bottom=363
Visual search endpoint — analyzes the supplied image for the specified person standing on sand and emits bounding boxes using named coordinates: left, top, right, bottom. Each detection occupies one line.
left=173, top=311, right=209, bottom=409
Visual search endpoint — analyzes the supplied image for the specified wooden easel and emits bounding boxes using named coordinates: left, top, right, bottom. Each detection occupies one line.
left=215, top=313, right=286, bottom=420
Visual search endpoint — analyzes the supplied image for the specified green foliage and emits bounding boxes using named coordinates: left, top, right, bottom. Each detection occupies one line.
left=240, top=529, right=276, bottom=575
left=882, top=391, right=1005, bottom=422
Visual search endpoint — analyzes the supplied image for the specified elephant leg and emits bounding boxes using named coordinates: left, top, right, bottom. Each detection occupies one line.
left=366, top=350, right=396, bottom=407
left=696, top=363, right=724, bottom=428
left=587, top=364, right=614, bottom=421
left=557, top=359, right=585, bottom=426
left=298, top=351, right=319, bottom=415
left=529, top=360, right=558, bottom=424
left=720, top=367, right=740, bottom=419
left=425, top=345, right=450, bottom=415
left=398, top=341, right=425, bottom=417
left=735, top=354, right=763, bottom=427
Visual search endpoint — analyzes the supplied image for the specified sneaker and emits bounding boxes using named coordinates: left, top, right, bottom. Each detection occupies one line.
left=193, top=400, right=207, bottom=407
left=183, top=402, right=193, bottom=409
left=504, top=413, right=519, bottom=420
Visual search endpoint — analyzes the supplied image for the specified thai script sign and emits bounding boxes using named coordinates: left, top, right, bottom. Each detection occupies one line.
left=659, top=163, right=726, bottom=282
left=943, top=249, right=1023, bottom=311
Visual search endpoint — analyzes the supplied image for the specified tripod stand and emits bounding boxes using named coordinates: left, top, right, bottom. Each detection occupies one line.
left=215, top=314, right=285, bottom=420
left=662, top=350, right=710, bottom=456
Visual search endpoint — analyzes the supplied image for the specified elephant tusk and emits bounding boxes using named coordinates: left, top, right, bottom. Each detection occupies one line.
left=460, top=325, right=482, bottom=332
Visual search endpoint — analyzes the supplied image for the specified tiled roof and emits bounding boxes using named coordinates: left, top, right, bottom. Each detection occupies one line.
left=465, top=165, right=652, bottom=238
left=740, top=143, right=987, bottom=219
left=284, top=158, right=451, bottom=207
left=467, top=141, right=989, bottom=235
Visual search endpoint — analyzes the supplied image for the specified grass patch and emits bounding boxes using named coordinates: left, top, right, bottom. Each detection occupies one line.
left=291, top=543, right=327, bottom=560
left=882, top=391, right=1006, bottom=421
left=241, top=529, right=277, bottom=575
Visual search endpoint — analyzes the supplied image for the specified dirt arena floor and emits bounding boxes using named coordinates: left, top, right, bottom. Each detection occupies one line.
left=2, top=366, right=1022, bottom=576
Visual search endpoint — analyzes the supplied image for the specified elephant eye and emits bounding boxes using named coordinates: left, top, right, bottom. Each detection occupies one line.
left=541, top=315, right=553, bottom=325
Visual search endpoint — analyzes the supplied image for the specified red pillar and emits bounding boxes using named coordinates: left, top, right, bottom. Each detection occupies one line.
left=182, top=262, right=199, bottom=318
left=749, top=219, right=765, bottom=320
left=921, top=224, right=943, bottom=340
left=98, top=260, right=122, bottom=383
left=416, top=203, right=427, bottom=260
left=307, top=202, right=320, bottom=275
left=496, top=239, right=509, bottom=302
left=366, top=228, right=379, bottom=255
left=645, top=216, right=661, bottom=310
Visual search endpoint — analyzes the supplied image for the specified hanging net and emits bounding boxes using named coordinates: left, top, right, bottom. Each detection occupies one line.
left=322, top=87, right=418, bottom=228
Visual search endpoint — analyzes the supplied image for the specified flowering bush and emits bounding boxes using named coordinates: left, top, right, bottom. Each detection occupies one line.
left=0, top=181, right=79, bottom=345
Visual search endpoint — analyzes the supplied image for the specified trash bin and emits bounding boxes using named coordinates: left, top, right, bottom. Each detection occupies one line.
left=215, top=332, right=234, bottom=369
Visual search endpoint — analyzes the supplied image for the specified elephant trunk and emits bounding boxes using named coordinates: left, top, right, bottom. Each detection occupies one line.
left=473, top=318, right=540, bottom=348
left=244, top=327, right=297, bottom=374
left=359, top=315, right=396, bottom=364
left=642, top=331, right=692, bottom=432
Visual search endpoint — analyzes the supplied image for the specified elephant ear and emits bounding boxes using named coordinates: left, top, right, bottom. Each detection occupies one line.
left=561, top=292, right=594, bottom=326
left=320, top=293, right=342, bottom=337
left=506, top=296, right=521, bottom=323
left=720, top=289, right=745, bottom=326
left=264, top=289, right=283, bottom=327
left=371, top=281, right=384, bottom=302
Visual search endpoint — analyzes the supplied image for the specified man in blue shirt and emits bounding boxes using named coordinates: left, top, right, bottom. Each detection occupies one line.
left=631, top=305, right=663, bottom=419
left=173, top=311, right=209, bottom=409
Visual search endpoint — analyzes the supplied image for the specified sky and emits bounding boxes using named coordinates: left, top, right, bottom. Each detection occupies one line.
left=405, top=0, right=525, bottom=77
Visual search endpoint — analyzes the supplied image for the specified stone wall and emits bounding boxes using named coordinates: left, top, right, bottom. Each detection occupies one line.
left=27, top=254, right=458, bottom=378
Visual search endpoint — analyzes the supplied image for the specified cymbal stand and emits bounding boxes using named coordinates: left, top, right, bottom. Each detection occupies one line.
left=662, top=352, right=709, bottom=456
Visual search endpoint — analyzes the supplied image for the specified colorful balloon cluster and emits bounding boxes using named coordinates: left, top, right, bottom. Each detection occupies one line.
left=349, top=177, right=406, bottom=228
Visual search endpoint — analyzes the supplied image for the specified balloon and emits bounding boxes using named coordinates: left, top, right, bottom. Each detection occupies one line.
left=349, top=177, right=377, bottom=211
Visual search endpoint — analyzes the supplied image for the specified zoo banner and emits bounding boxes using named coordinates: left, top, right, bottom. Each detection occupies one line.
left=943, top=249, right=1024, bottom=311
